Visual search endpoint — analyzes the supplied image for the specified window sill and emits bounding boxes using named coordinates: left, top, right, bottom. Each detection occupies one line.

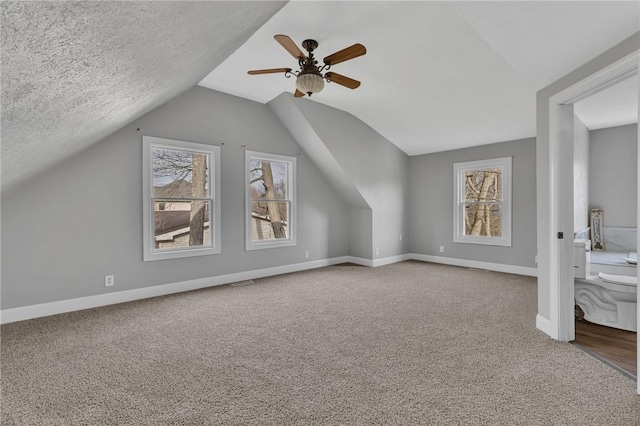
left=453, top=236, right=512, bottom=247
left=144, top=246, right=221, bottom=262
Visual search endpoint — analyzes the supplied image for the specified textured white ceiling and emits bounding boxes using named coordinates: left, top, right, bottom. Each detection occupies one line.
left=200, top=1, right=639, bottom=155
left=1, top=1, right=286, bottom=190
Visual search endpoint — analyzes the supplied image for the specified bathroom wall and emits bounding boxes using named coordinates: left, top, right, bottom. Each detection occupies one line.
left=589, top=123, right=638, bottom=227
left=574, top=115, right=590, bottom=233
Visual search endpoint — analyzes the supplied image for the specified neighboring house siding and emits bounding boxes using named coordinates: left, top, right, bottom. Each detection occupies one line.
left=251, top=216, right=288, bottom=241
left=155, top=201, right=191, bottom=211
left=157, top=224, right=211, bottom=249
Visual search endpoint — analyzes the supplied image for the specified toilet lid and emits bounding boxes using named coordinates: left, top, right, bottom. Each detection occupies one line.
left=598, top=272, right=638, bottom=286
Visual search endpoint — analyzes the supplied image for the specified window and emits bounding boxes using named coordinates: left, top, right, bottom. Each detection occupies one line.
left=245, top=151, right=296, bottom=250
left=142, top=136, right=221, bottom=261
left=453, top=157, right=512, bottom=246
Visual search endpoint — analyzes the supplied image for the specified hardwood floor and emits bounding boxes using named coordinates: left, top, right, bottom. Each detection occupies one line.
left=574, top=319, right=637, bottom=379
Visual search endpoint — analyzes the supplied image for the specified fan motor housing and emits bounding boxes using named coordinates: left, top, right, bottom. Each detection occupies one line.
left=301, top=39, right=318, bottom=52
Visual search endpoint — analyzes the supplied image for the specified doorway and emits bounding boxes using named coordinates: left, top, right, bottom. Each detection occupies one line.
left=540, top=42, right=639, bottom=393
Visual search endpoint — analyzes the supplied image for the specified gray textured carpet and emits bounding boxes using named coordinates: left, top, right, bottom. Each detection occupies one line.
left=1, top=261, right=638, bottom=425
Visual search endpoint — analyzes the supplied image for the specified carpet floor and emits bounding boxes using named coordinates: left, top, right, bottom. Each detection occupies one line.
left=1, top=261, right=639, bottom=425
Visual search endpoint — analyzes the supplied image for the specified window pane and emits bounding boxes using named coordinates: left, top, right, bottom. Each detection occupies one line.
left=152, top=147, right=209, bottom=198
left=154, top=201, right=211, bottom=250
left=464, top=169, right=501, bottom=202
left=251, top=201, right=288, bottom=241
left=453, top=157, right=511, bottom=247
left=249, top=159, right=288, bottom=200
left=464, top=203, right=502, bottom=237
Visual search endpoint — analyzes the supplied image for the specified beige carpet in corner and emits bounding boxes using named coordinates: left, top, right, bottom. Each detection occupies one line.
left=1, top=261, right=638, bottom=425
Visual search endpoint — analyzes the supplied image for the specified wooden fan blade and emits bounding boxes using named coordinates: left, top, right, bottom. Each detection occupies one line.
left=274, top=34, right=306, bottom=59
left=325, top=72, right=361, bottom=89
left=248, top=68, right=291, bottom=75
left=323, top=43, right=366, bottom=66
left=294, top=89, right=305, bottom=98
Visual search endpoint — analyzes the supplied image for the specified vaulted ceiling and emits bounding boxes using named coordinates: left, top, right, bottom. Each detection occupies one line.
left=201, top=1, right=639, bottom=155
left=2, top=1, right=639, bottom=191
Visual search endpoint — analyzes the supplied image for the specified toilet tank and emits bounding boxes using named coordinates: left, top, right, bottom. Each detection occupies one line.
left=574, top=239, right=591, bottom=279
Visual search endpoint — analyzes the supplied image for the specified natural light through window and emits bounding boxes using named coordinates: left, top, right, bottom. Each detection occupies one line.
left=453, top=157, right=512, bottom=246
left=245, top=151, right=296, bottom=250
left=143, top=136, right=221, bottom=261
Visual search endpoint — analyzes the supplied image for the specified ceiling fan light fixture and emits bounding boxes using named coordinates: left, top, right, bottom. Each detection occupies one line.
left=296, top=72, right=324, bottom=96
left=248, top=35, right=365, bottom=97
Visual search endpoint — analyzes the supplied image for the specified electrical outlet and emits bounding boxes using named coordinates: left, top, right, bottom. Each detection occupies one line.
left=304, top=251, right=309, bottom=259
left=375, top=247, right=380, bottom=256
left=399, top=234, right=403, bottom=241
left=439, top=246, right=444, bottom=253
left=535, top=255, right=538, bottom=264
left=104, top=275, right=115, bottom=287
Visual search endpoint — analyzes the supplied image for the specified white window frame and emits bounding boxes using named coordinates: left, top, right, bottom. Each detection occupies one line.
left=142, top=136, right=221, bottom=261
left=453, top=157, right=512, bottom=247
left=245, top=150, right=296, bottom=251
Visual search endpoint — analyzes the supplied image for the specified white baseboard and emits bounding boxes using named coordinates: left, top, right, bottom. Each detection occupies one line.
left=347, top=254, right=412, bottom=267
left=536, top=314, right=553, bottom=337
left=409, top=253, right=538, bottom=277
left=1, top=253, right=538, bottom=324
left=0, top=256, right=350, bottom=324
left=346, top=256, right=374, bottom=267
left=373, top=254, right=412, bottom=267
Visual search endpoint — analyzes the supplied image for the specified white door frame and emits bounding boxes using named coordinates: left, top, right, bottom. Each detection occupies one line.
left=547, top=49, right=638, bottom=393
left=547, top=103, right=576, bottom=342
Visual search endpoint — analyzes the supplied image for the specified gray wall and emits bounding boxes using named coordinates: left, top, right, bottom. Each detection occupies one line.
left=408, top=138, right=537, bottom=268
left=1, top=87, right=350, bottom=309
left=574, top=116, right=590, bottom=232
left=589, top=123, right=638, bottom=227
left=267, top=94, right=374, bottom=259
left=289, top=97, right=410, bottom=260
left=349, top=209, right=373, bottom=259
left=536, top=31, right=639, bottom=323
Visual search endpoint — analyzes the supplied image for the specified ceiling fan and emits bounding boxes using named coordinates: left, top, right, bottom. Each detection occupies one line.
left=248, top=34, right=366, bottom=98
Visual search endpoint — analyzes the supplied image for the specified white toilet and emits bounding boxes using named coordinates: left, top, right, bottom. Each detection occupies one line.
left=574, top=239, right=637, bottom=332
left=575, top=273, right=637, bottom=332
